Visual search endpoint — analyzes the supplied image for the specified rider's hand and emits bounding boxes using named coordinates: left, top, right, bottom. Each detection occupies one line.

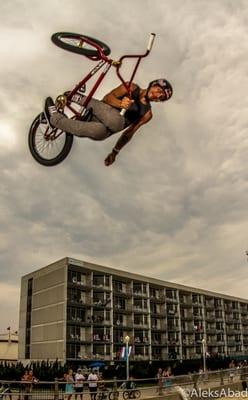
left=104, top=151, right=117, bottom=166
left=120, top=96, right=134, bottom=110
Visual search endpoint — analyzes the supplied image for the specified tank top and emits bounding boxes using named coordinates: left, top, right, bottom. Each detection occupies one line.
left=123, top=86, right=151, bottom=127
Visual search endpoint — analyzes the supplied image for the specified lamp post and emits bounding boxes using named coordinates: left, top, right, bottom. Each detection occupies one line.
left=124, top=335, right=130, bottom=381
left=201, top=338, right=206, bottom=373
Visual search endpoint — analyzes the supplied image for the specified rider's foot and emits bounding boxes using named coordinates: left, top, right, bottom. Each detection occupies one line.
left=44, top=97, right=57, bottom=127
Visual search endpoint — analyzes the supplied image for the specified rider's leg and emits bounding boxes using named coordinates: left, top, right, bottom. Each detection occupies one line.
left=50, top=112, right=109, bottom=140
left=86, top=97, right=125, bottom=134
left=46, top=97, right=125, bottom=140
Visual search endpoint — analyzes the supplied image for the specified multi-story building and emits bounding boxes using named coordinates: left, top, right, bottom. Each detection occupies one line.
left=18, top=257, right=248, bottom=364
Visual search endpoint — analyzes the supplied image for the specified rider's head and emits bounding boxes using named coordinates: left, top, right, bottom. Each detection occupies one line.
left=147, top=79, right=173, bottom=102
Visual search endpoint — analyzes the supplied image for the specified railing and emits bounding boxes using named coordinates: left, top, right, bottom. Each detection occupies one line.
left=1, top=368, right=248, bottom=399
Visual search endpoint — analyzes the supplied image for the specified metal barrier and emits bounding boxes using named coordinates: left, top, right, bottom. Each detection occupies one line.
left=0, top=368, right=248, bottom=400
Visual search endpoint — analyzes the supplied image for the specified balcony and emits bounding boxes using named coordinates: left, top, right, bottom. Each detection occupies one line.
left=150, top=295, right=166, bottom=304
left=113, top=304, right=132, bottom=313
left=93, top=299, right=112, bottom=309
left=181, top=314, right=194, bottom=321
left=68, top=316, right=92, bottom=325
left=151, top=323, right=167, bottom=331
left=133, top=290, right=148, bottom=298
left=167, top=326, right=180, bottom=332
left=180, top=301, right=193, bottom=308
left=67, top=297, right=92, bottom=307
left=206, top=329, right=216, bottom=334
left=92, top=319, right=112, bottom=327
left=133, top=306, right=149, bottom=314
left=134, top=337, right=150, bottom=345
left=205, top=315, right=216, bottom=322
left=92, top=334, right=112, bottom=343
left=165, top=297, right=178, bottom=304
left=182, top=341, right=195, bottom=347
left=92, top=284, right=111, bottom=292
left=114, top=320, right=133, bottom=329
left=205, top=304, right=215, bottom=311
left=151, top=339, right=167, bottom=346
left=132, top=355, right=150, bottom=361
left=67, top=333, right=91, bottom=343
left=133, top=323, right=149, bottom=330
left=69, top=277, right=92, bottom=290
left=113, top=286, right=132, bottom=297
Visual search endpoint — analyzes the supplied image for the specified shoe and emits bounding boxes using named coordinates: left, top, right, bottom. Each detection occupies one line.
left=44, top=97, right=57, bottom=127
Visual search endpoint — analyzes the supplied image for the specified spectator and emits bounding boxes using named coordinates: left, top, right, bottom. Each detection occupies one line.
left=98, top=373, right=107, bottom=400
left=88, top=369, right=98, bottom=400
left=156, top=368, right=163, bottom=395
left=75, top=368, right=85, bottom=400
left=65, top=369, right=75, bottom=400
left=21, top=370, right=38, bottom=400
left=163, top=367, right=173, bottom=389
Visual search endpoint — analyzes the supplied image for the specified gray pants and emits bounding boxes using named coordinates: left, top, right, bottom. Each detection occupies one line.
left=50, top=97, right=125, bottom=140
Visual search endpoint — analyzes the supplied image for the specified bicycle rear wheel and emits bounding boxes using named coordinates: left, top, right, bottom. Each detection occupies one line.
left=134, top=390, right=141, bottom=399
left=122, top=391, right=129, bottom=400
left=28, top=113, right=73, bottom=166
left=51, top=32, right=111, bottom=57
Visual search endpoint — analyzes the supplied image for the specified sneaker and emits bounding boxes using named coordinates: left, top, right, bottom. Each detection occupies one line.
left=44, top=97, right=57, bottom=127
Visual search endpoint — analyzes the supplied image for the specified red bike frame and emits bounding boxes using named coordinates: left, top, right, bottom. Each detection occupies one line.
left=65, top=33, right=156, bottom=117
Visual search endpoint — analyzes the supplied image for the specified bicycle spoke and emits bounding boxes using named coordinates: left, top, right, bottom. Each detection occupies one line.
left=33, top=122, right=66, bottom=160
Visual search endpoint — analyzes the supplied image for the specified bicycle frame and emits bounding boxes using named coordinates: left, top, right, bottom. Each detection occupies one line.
left=64, top=33, right=156, bottom=118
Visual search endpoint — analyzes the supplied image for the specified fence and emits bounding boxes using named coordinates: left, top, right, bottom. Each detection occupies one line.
left=0, top=367, right=248, bottom=400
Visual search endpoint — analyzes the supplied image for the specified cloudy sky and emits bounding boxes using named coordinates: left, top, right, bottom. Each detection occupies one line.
left=1, top=0, right=248, bottom=332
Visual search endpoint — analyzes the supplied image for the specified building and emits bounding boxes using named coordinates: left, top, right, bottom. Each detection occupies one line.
left=18, top=257, right=248, bottom=364
left=0, top=330, right=18, bottom=362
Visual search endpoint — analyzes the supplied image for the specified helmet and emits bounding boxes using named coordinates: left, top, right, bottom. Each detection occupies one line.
left=148, top=79, right=173, bottom=101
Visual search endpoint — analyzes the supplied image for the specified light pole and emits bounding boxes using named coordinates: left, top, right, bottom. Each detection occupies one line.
left=201, top=339, right=206, bottom=373
left=124, top=335, right=130, bottom=381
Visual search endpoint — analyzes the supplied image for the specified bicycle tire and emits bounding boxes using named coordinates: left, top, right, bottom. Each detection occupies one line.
left=134, top=390, right=141, bottom=399
left=51, top=32, right=111, bottom=57
left=28, top=113, right=74, bottom=166
left=109, top=391, right=119, bottom=400
left=122, top=391, right=129, bottom=400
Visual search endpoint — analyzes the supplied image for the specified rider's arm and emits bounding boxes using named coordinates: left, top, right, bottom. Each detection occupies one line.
left=103, top=82, right=136, bottom=109
left=104, top=110, right=152, bottom=166
left=113, top=110, right=153, bottom=152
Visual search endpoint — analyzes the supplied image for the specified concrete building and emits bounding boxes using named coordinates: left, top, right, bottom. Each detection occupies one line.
left=0, top=331, right=18, bottom=362
left=18, top=257, right=248, bottom=364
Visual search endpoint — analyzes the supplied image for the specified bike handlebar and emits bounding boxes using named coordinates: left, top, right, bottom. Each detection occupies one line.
left=147, top=33, right=156, bottom=51
left=119, top=33, right=156, bottom=116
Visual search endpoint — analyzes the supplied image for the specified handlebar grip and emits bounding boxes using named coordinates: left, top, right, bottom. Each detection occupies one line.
left=147, top=33, right=156, bottom=51
left=120, top=108, right=126, bottom=116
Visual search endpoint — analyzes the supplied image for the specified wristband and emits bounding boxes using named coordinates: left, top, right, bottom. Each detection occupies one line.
left=113, top=147, right=119, bottom=154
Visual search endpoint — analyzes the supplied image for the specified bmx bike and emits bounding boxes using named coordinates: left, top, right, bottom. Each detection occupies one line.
left=28, top=32, right=156, bottom=166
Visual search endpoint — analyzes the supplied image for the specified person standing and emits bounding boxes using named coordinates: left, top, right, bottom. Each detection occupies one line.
left=65, top=369, right=75, bottom=400
left=88, top=369, right=98, bottom=400
left=156, top=368, right=163, bottom=395
left=75, top=368, right=85, bottom=400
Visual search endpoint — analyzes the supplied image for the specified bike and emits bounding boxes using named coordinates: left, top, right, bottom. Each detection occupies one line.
left=28, top=32, right=156, bottom=166
left=122, top=389, right=141, bottom=399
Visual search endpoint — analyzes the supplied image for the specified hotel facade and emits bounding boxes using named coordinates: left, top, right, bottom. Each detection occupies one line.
left=18, top=257, right=248, bottom=364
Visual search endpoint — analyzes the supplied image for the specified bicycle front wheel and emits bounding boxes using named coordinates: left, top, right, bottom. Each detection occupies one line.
left=51, top=32, right=111, bottom=57
left=134, top=390, right=141, bottom=399
left=28, top=113, right=74, bottom=166
left=109, top=391, right=119, bottom=400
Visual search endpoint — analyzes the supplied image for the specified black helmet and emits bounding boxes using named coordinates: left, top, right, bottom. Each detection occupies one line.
left=148, top=79, right=173, bottom=101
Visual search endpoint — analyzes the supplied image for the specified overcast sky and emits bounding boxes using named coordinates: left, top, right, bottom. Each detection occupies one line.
left=1, top=0, right=248, bottom=332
